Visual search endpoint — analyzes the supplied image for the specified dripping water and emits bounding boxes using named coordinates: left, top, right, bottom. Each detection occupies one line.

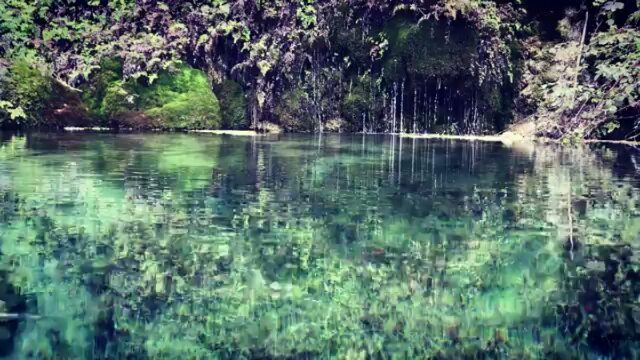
left=400, top=80, right=405, bottom=134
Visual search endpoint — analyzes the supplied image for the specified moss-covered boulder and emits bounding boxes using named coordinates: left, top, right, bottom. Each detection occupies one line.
left=83, top=61, right=221, bottom=130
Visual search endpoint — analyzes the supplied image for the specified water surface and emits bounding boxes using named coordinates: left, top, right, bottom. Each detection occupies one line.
left=0, top=132, right=639, bottom=358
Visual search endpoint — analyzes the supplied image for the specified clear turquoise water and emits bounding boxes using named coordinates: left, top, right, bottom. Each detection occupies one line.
left=0, top=132, right=639, bottom=359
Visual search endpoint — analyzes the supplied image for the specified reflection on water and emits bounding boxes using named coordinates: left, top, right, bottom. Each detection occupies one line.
left=0, top=132, right=639, bottom=358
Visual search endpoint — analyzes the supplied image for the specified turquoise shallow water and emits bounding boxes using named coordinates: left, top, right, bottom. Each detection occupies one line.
left=0, top=132, right=639, bottom=359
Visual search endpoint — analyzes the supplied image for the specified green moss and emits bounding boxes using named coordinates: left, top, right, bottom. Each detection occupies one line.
left=133, top=66, right=221, bottom=129
left=214, top=79, right=249, bottom=129
left=82, top=62, right=221, bottom=129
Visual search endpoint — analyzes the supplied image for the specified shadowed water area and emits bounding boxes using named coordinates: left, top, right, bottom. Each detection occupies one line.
left=0, top=132, right=639, bottom=359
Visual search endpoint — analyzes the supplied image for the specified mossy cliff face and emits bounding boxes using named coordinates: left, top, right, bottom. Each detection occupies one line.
left=81, top=61, right=222, bottom=130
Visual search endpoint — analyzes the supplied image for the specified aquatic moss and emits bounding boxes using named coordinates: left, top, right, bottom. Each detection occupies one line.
left=4, top=135, right=639, bottom=358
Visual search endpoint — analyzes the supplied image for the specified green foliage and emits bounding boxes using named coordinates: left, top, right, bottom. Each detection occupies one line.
left=0, top=0, right=526, bottom=133
left=0, top=1, right=41, bottom=52
left=81, top=58, right=126, bottom=119
left=585, top=26, right=639, bottom=121
left=297, top=0, right=317, bottom=29
left=0, top=55, right=51, bottom=125
left=517, top=4, right=640, bottom=140
left=0, top=0, right=635, bottom=137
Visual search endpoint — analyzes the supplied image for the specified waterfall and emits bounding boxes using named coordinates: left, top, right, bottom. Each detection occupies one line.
left=392, top=82, right=397, bottom=133
left=381, top=68, right=386, bottom=132
left=362, top=113, right=366, bottom=134
left=463, top=99, right=470, bottom=134
left=413, top=86, right=417, bottom=134
left=434, top=78, right=441, bottom=131
left=312, top=49, right=322, bottom=133
left=369, top=69, right=374, bottom=132
left=400, top=80, right=405, bottom=134
left=444, top=85, right=449, bottom=133
left=473, top=88, right=479, bottom=133
left=446, top=87, right=453, bottom=133
left=423, top=79, right=429, bottom=133
left=382, top=90, right=387, bottom=132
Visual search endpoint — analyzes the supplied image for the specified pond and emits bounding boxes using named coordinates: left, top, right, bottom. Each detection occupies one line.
left=0, top=132, right=639, bottom=359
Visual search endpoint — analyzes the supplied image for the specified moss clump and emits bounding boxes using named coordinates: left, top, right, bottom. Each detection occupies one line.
left=83, top=61, right=221, bottom=130
left=214, top=80, right=249, bottom=129
left=134, top=67, right=221, bottom=129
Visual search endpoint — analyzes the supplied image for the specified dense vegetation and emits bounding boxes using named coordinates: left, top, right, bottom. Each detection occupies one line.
left=0, top=0, right=638, bottom=137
